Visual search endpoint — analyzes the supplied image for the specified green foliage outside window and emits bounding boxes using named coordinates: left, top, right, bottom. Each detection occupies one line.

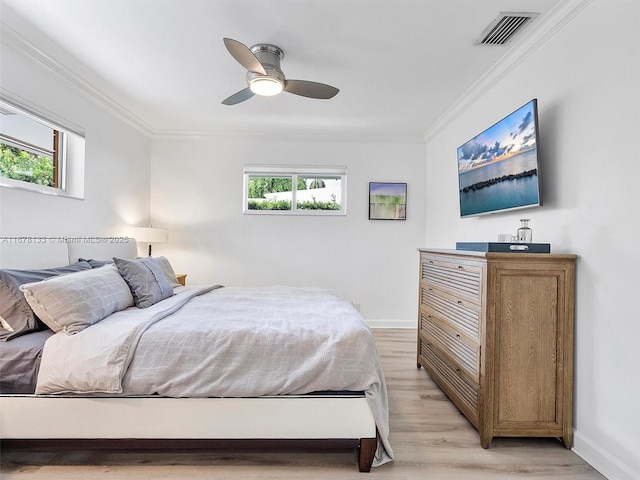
left=247, top=198, right=340, bottom=210
left=0, top=143, right=55, bottom=187
left=247, top=199, right=292, bottom=210
left=297, top=195, right=340, bottom=210
left=247, top=176, right=307, bottom=199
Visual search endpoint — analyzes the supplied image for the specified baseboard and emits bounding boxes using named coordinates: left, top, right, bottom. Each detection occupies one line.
left=365, top=319, right=416, bottom=329
left=573, top=430, right=640, bottom=480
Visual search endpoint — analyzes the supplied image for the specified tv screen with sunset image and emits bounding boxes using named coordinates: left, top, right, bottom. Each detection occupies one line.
left=457, top=99, right=541, bottom=217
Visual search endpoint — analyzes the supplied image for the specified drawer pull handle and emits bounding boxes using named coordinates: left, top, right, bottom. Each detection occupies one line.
left=457, top=265, right=464, bottom=270
left=457, top=300, right=463, bottom=305
left=455, top=334, right=461, bottom=338
left=456, top=368, right=461, bottom=375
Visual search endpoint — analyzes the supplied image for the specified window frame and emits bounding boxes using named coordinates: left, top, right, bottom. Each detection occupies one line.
left=243, top=164, right=347, bottom=216
left=0, top=98, right=84, bottom=199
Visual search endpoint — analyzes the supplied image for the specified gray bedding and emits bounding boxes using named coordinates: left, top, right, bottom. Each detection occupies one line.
left=0, top=329, right=54, bottom=393
left=35, top=285, right=393, bottom=466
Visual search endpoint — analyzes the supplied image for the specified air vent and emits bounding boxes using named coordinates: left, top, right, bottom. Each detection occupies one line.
left=475, top=12, right=538, bottom=46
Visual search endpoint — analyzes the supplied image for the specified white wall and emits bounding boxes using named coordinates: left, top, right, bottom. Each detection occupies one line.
left=150, top=137, right=426, bottom=324
left=423, top=1, right=640, bottom=479
left=0, top=20, right=151, bottom=240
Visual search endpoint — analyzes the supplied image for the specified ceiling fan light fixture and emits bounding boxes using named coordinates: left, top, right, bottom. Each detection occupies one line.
left=249, top=76, right=283, bottom=96
left=222, top=38, right=339, bottom=105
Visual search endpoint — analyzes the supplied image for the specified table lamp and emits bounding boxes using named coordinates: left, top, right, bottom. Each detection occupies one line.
left=131, top=226, right=168, bottom=256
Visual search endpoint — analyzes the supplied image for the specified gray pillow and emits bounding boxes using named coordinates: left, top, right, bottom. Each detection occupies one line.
left=113, top=257, right=174, bottom=308
left=0, top=261, right=92, bottom=341
left=20, top=264, right=134, bottom=334
left=151, top=256, right=180, bottom=288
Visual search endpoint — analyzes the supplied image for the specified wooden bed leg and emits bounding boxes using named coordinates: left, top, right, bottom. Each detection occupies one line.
left=357, top=437, right=377, bottom=472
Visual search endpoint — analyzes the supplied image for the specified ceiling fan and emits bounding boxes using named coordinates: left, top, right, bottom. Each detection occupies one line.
left=221, top=38, right=339, bottom=105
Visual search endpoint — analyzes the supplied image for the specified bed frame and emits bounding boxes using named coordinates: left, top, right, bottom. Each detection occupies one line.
left=0, top=237, right=379, bottom=472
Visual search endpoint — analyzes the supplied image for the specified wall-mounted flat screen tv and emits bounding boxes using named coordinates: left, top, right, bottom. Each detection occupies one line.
left=457, top=99, right=541, bottom=217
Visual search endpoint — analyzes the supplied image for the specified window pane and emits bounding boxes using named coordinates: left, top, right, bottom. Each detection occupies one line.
left=1, top=103, right=58, bottom=188
left=0, top=143, right=55, bottom=187
left=246, top=176, right=294, bottom=211
left=296, top=176, right=342, bottom=211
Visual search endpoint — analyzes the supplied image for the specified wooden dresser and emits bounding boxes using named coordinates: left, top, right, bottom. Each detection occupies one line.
left=417, top=248, right=576, bottom=448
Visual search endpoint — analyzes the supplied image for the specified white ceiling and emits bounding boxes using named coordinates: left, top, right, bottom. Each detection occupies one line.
left=1, top=0, right=570, bottom=142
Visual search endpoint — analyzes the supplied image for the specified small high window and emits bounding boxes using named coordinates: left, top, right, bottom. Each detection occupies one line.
left=244, top=165, right=347, bottom=215
left=0, top=100, right=85, bottom=198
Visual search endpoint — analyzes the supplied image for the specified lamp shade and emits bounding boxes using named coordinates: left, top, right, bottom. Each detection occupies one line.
left=131, top=227, right=168, bottom=244
left=131, top=227, right=168, bottom=256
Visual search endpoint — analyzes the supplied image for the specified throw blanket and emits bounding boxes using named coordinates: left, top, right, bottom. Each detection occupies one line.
left=36, top=285, right=393, bottom=466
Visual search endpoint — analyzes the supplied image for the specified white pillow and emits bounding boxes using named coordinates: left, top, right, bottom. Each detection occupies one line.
left=20, top=264, right=134, bottom=334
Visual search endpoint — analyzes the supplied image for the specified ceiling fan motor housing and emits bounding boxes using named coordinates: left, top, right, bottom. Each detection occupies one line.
left=246, top=44, right=285, bottom=85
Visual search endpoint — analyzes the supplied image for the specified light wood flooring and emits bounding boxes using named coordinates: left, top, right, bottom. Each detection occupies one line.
left=1, top=329, right=604, bottom=479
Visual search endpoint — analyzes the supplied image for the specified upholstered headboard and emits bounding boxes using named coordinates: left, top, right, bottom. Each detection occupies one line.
left=66, top=238, right=138, bottom=264
left=0, top=237, right=138, bottom=269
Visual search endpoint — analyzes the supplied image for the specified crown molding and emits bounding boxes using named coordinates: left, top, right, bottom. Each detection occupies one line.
left=1, top=21, right=155, bottom=138
left=151, top=128, right=427, bottom=144
left=423, top=0, right=594, bottom=142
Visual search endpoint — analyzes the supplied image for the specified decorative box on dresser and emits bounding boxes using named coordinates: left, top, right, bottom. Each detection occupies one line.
left=416, top=248, right=576, bottom=448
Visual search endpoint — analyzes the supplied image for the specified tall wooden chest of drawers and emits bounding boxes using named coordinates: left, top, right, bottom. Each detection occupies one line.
left=417, top=248, right=576, bottom=448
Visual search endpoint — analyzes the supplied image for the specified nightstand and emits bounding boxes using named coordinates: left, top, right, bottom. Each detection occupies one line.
left=176, top=273, right=187, bottom=286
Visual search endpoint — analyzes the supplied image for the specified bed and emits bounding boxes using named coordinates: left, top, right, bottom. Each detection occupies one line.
left=0, top=237, right=393, bottom=471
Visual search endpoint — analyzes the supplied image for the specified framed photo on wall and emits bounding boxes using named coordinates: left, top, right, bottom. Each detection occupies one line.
left=369, top=182, right=407, bottom=220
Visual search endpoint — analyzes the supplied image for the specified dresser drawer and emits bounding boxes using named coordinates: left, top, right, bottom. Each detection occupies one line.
left=420, top=312, right=479, bottom=380
left=420, top=340, right=479, bottom=423
left=421, top=254, right=483, bottom=304
left=421, top=285, right=480, bottom=339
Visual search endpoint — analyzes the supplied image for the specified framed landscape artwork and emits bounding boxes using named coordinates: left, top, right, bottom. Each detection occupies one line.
left=369, top=182, right=407, bottom=220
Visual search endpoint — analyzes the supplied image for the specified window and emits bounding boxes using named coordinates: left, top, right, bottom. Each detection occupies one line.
left=0, top=99, right=85, bottom=198
left=244, top=165, right=346, bottom=215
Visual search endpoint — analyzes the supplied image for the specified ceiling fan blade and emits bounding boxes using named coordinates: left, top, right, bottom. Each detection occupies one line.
left=222, top=87, right=255, bottom=105
left=283, top=80, right=339, bottom=99
left=223, top=38, right=266, bottom=75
